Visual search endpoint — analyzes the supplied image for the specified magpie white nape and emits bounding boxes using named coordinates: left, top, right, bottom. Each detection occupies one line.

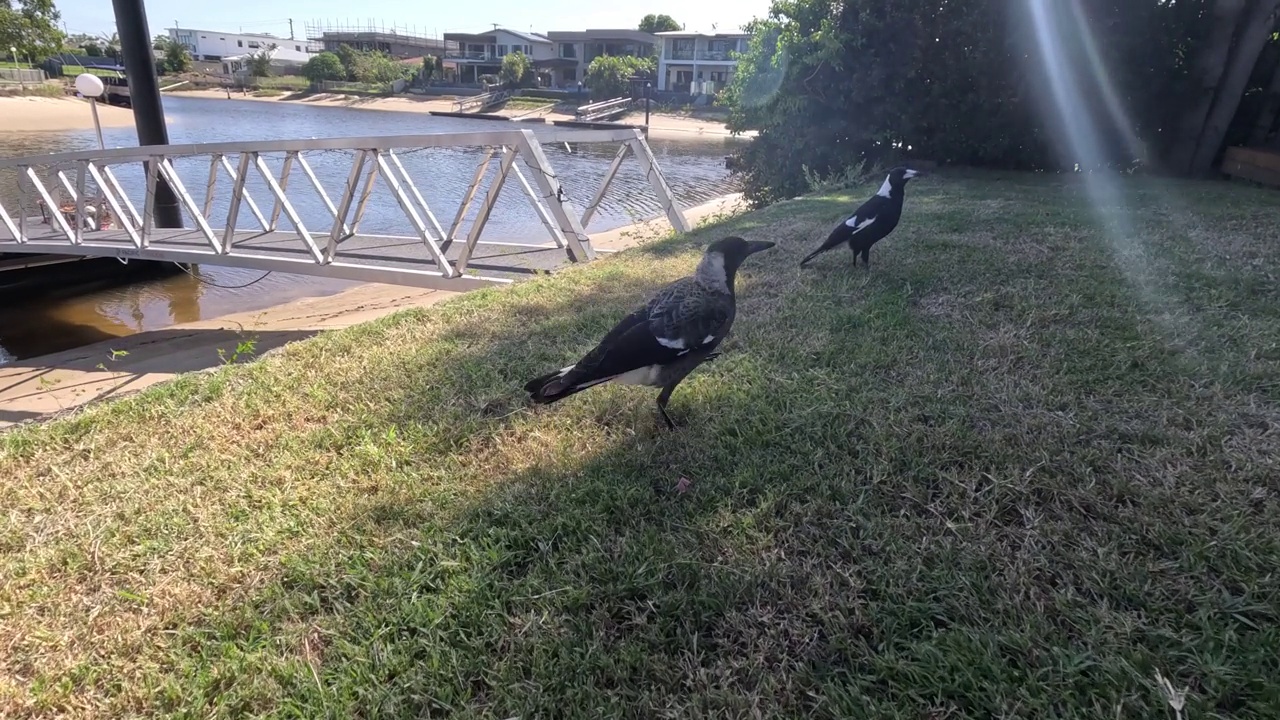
left=523, top=236, right=776, bottom=430
left=799, top=166, right=926, bottom=269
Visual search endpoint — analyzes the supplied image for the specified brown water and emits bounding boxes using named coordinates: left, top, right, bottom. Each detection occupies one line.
left=0, top=96, right=742, bottom=363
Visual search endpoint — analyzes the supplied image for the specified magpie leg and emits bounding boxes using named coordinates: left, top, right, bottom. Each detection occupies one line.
left=860, top=248, right=870, bottom=267
left=703, top=351, right=722, bottom=363
left=656, top=385, right=677, bottom=430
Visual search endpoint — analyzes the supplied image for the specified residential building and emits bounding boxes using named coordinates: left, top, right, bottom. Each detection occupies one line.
left=543, top=29, right=658, bottom=88
left=317, top=29, right=451, bottom=60
left=442, top=28, right=554, bottom=85
left=167, top=28, right=310, bottom=63
left=655, top=30, right=749, bottom=94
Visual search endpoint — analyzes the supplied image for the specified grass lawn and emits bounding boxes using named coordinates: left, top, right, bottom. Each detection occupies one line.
left=2, top=170, right=1279, bottom=718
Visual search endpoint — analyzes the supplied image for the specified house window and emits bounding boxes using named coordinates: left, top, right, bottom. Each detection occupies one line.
left=561, top=68, right=576, bottom=83
left=295, top=45, right=301, bottom=51
left=497, top=44, right=508, bottom=56
left=248, top=41, right=260, bottom=49
left=560, top=43, right=575, bottom=58
left=237, top=40, right=243, bottom=47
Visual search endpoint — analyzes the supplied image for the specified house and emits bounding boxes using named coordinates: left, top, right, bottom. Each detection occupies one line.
left=442, top=28, right=554, bottom=85
left=220, top=54, right=308, bottom=76
left=655, top=29, right=749, bottom=94
left=318, top=29, right=451, bottom=60
left=167, top=27, right=310, bottom=64
left=543, top=29, right=658, bottom=89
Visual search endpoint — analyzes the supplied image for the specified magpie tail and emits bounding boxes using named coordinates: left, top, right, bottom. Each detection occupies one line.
left=799, top=247, right=827, bottom=267
left=524, top=365, right=589, bottom=405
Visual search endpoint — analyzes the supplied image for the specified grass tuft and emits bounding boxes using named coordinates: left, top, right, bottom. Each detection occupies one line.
left=3, top=170, right=1280, bottom=718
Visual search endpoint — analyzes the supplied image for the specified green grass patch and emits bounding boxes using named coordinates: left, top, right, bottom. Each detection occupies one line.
left=2, top=170, right=1280, bottom=718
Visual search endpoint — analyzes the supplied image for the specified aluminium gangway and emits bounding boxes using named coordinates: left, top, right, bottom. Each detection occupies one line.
left=0, top=127, right=691, bottom=291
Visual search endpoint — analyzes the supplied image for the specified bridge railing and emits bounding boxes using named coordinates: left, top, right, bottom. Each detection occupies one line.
left=0, top=128, right=691, bottom=291
left=576, top=97, right=633, bottom=122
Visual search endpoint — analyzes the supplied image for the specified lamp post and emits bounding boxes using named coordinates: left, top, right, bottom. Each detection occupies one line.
left=645, top=81, right=652, bottom=127
left=75, top=73, right=107, bottom=150
left=10, top=46, right=23, bottom=91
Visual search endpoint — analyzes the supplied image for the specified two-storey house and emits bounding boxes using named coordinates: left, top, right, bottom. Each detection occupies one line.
left=655, top=30, right=749, bottom=94
left=442, top=28, right=554, bottom=85
left=544, top=29, right=658, bottom=89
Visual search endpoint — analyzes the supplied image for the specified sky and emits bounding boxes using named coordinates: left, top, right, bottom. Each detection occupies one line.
left=59, top=0, right=772, bottom=41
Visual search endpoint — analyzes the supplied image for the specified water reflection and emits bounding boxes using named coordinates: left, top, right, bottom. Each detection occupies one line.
left=0, top=96, right=743, bottom=362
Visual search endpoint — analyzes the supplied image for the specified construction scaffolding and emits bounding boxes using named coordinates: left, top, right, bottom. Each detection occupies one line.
left=303, top=19, right=457, bottom=58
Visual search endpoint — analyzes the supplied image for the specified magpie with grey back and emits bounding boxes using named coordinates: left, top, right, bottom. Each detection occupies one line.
left=799, top=166, right=925, bottom=269
left=524, top=236, right=777, bottom=429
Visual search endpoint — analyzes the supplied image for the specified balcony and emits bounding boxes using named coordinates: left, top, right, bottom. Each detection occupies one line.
left=447, top=50, right=495, bottom=61
left=666, top=49, right=694, bottom=61
left=696, top=50, right=738, bottom=62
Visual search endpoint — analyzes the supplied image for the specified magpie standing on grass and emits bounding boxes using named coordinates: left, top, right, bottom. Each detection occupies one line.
left=524, top=236, right=776, bottom=429
left=799, top=166, right=925, bottom=269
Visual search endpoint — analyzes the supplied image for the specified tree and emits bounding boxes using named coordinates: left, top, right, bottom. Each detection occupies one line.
left=160, top=38, right=192, bottom=74
left=500, top=50, right=531, bottom=88
left=246, top=43, right=277, bottom=77
left=302, top=51, right=345, bottom=83
left=152, top=33, right=168, bottom=50
left=350, top=50, right=406, bottom=84
left=639, top=14, right=681, bottom=33
left=585, top=54, right=654, bottom=100
left=0, top=0, right=66, bottom=62
left=1186, top=0, right=1280, bottom=174
left=334, top=43, right=360, bottom=80
left=80, top=42, right=102, bottom=56
left=721, top=0, right=1280, bottom=205
left=420, top=54, right=441, bottom=86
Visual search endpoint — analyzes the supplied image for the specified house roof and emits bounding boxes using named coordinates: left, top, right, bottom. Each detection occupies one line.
left=544, top=29, right=658, bottom=43
left=444, top=28, right=551, bottom=44
left=654, top=29, right=749, bottom=38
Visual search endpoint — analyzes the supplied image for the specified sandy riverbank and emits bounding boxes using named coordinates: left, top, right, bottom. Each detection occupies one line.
left=0, top=192, right=748, bottom=429
left=169, top=88, right=740, bottom=137
left=0, top=96, right=137, bottom=133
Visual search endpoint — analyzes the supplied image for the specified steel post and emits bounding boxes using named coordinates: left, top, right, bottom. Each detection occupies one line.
left=111, top=0, right=184, bottom=229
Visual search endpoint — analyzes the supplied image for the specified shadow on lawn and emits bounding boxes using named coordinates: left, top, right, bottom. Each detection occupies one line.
left=142, top=183, right=1280, bottom=719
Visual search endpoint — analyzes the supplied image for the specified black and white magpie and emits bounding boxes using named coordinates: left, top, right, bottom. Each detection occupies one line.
left=799, top=166, right=925, bottom=268
left=524, top=236, right=776, bottom=429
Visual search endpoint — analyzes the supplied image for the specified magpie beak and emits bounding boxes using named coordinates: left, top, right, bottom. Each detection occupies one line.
left=744, top=240, right=776, bottom=256
left=904, top=169, right=927, bottom=180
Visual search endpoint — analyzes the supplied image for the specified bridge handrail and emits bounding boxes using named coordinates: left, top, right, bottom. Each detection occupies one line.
left=0, top=127, right=692, bottom=293
left=0, top=128, right=644, bottom=169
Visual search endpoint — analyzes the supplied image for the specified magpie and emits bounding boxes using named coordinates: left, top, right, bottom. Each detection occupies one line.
left=799, top=166, right=925, bottom=268
left=524, top=236, right=776, bottom=429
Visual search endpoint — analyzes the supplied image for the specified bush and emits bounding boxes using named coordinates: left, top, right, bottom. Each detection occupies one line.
left=499, top=51, right=532, bottom=88
left=584, top=55, right=654, bottom=101
left=302, top=52, right=346, bottom=84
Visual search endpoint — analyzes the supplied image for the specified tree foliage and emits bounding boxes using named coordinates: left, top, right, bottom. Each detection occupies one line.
left=302, top=52, right=345, bottom=83
left=329, top=43, right=407, bottom=84
left=160, top=38, right=192, bottom=74
left=726, top=0, right=1280, bottom=206
left=0, top=0, right=65, bottom=62
left=585, top=54, right=655, bottom=100
left=500, top=50, right=532, bottom=88
left=639, top=13, right=681, bottom=33
left=246, top=44, right=276, bottom=77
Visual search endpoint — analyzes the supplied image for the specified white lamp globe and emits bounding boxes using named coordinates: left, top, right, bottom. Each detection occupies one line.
left=75, top=73, right=105, bottom=98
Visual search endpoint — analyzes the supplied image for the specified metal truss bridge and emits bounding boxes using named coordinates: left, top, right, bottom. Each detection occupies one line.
left=0, top=127, right=692, bottom=291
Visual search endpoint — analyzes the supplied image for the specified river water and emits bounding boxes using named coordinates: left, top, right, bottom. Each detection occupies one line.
left=0, top=96, right=742, bottom=363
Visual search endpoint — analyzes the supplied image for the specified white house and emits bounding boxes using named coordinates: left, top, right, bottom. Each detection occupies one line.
left=655, top=29, right=750, bottom=94
left=544, top=29, right=658, bottom=89
left=167, top=27, right=311, bottom=64
left=442, top=28, right=554, bottom=85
